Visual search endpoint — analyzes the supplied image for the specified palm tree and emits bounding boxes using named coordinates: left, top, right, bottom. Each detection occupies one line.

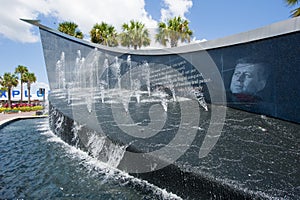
left=23, top=72, right=37, bottom=104
left=285, top=0, right=300, bottom=17
left=0, top=73, right=19, bottom=108
left=119, top=20, right=151, bottom=50
left=0, top=75, right=4, bottom=98
left=90, top=22, right=119, bottom=47
left=15, top=65, right=28, bottom=103
left=156, top=16, right=193, bottom=48
left=58, top=21, right=84, bottom=39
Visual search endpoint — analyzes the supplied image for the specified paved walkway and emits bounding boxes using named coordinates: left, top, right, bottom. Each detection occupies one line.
left=0, top=111, right=47, bottom=128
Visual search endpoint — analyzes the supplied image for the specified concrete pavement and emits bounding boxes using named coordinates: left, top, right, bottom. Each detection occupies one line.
left=0, top=111, right=47, bottom=128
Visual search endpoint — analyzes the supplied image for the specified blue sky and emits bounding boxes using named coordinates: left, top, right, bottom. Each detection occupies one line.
left=0, top=0, right=296, bottom=85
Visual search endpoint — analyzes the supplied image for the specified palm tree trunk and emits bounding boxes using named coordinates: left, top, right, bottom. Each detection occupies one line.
left=171, top=39, right=177, bottom=48
left=8, top=88, right=12, bottom=108
left=27, top=85, right=31, bottom=104
left=20, top=82, right=23, bottom=102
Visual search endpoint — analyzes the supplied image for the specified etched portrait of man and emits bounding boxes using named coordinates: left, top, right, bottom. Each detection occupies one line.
left=229, top=57, right=270, bottom=102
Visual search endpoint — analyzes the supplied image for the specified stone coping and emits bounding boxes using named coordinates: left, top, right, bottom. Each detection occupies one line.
left=0, top=111, right=48, bottom=129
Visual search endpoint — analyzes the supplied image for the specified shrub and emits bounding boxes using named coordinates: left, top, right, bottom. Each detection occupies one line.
left=0, top=106, right=44, bottom=113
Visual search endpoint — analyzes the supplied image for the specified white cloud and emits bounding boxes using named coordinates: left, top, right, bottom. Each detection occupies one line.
left=160, top=0, right=193, bottom=22
left=0, top=0, right=53, bottom=43
left=0, top=0, right=158, bottom=43
left=0, top=0, right=194, bottom=45
left=46, top=0, right=158, bottom=33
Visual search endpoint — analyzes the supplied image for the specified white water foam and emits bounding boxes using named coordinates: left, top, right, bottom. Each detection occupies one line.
left=87, top=133, right=106, bottom=158
left=37, top=120, right=182, bottom=200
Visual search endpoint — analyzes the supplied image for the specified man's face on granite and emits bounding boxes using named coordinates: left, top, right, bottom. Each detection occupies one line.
left=230, top=63, right=267, bottom=95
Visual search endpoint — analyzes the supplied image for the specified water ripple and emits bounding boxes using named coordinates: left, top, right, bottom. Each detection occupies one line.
left=0, top=118, right=182, bottom=200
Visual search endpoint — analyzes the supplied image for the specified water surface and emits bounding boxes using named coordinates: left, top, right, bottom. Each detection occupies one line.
left=0, top=118, right=181, bottom=199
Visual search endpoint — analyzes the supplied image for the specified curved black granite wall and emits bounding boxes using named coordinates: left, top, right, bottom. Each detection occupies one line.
left=24, top=18, right=300, bottom=199
left=37, top=18, right=300, bottom=124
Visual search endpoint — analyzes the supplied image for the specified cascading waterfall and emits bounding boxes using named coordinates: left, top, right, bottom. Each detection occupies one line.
left=55, top=114, right=64, bottom=135
left=106, top=143, right=127, bottom=168
left=87, top=132, right=106, bottom=158
left=192, top=86, right=208, bottom=111
left=50, top=48, right=211, bottom=169
left=86, top=132, right=127, bottom=168
left=161, top=97, right=168, bottom=112
left=167, top=78, right=177, bottom=102
left=71, top=121, right=84, bottom=148
left=50, top=106, right=128, bottom=169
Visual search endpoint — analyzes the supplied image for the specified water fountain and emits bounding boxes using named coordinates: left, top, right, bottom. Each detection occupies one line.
left=112, top=56, right=121, bottom=90
left=99, top=83, right=105, bottom=103
left=56, top=52, right=66, bottom=89
left=133, top=79, right=141, bottom=103
left=189, top=86, right=208, bottom=111
left=142, top=61, right=151, bottom=96
left=127, top=55, right=132, bottom=90
left=25, top=17, right=300, bottom=199
left=103, top=57, right=110, bottom=89
left=75, top=50, right=82, bottom=87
